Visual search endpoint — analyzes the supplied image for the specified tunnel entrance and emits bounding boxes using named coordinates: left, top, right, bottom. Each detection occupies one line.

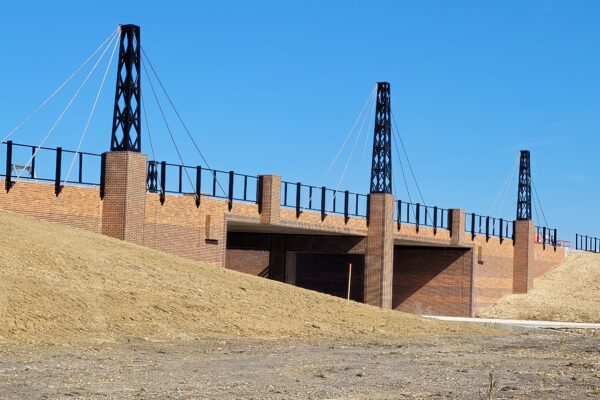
left=226, top=231, right=366, bottom=301
left=295, top=253, right=364, bottom=302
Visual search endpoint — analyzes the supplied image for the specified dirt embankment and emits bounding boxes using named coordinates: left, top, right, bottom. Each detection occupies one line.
left=480, top=251, right=600, bottom=322
left=0, top=210, right=485, bottom=346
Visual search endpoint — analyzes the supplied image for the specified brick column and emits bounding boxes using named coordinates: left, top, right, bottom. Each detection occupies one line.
left=258, top=175, right=281, bottom=225
left=364, top=193, right=394, bottom=309
left=513, top=220, right=535, bottom=293
left=449, top=208, right=466, bottom=246
left=101, top=151, right=147, bottom=245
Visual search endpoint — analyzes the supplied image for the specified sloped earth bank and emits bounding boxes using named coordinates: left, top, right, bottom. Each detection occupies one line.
left=0, top=210, right=598, bottom=398
left=0, top=210, right=482, bottom=346
left=0, top=332, right=598, bottom=399
left=481, top=252, right=600, bottom=323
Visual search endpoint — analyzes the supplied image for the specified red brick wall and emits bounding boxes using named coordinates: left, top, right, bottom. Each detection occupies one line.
left=226, top=249, right=270, bottom=276
left=0, top=179, right=102, bottom=232
left=469, top=236, right=515, bottom=314
left=393, top=246, right=473, bottom=317
left=532, top=243, right=565, bottom=283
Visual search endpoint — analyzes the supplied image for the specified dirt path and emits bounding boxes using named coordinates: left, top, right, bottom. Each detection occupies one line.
left=0, top=332, right=598, bottom=399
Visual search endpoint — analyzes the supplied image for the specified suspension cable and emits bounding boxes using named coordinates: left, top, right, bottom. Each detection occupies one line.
left=63, top=30, right=120, bottom=185
left=322, top=85, right=376, bottom=180
left=333, top=90, right=375, bottom=199
left=304, top=85, right=376, bottom=208
left=487, top=154, right=519, bottom=217
left=141, top=92, right=160, bottom=189
left=532, top=179, right=549, bottom=228
left=391, top=111, right=427, bottom=205
left=140, top=46, right=227, bottom=198
left=1, top=26, right=120, bottom=144
left=351, top=90, right=377, bottom=192
left=15, top=29, right=118, bottom=183
left=142, top=60, right=197, bottom=201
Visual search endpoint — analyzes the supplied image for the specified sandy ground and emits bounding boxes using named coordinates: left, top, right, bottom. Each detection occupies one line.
left=0, top=211, right=598, bottom=399
left=0, top=210, right=484, bottom=346
left=480, top=252, right=600, bottom=323
left=0, top=332, right=598, bottom=399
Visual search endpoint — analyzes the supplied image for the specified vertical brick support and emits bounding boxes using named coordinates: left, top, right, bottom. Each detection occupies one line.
left=259, top=175, right=281, bottom=225
left=449, top=208, right=466, bottom=246
left=513, top=219, right=535, bottom=293
left=101, top=151, right=147, bottom=245
left=364, top=193, right=394, bottom=309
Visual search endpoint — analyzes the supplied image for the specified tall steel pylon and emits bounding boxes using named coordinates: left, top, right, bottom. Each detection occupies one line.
left=370, top=82, right=392, bottom=194
left=516, top=150, right=532, bottom=220
left=110, top=24, right=141, bottom=152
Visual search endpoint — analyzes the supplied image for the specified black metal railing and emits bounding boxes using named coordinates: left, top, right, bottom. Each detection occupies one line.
left=575, top=234, right=600, bottom=253
left=146, top=160, right=259, bottom=205
left=535, top=226, right=558, bottom=250
left=394, top=200, right=450, bottom=233
left=1, top=141, right=102, bottom=192
left=465, top=212, right=514, bottom=242
left=280, top=181, right=368, bottom=221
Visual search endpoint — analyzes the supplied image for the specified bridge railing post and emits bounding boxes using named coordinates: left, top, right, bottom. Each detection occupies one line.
left=54, top=147, right=62, bottom=196
left=320, top=186, right=326, bottom=222
left=296, top=182, right=301, bottom=219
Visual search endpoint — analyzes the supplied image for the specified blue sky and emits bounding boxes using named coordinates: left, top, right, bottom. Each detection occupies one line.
left=0, top=1, right=598, bottom=241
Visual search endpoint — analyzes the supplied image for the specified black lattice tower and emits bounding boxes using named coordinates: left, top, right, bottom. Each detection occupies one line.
left=370, top=82, right=392, bottom=194
left=110, top=24, right=141, bottom=152
left=516, top=150, right=532, bottom=220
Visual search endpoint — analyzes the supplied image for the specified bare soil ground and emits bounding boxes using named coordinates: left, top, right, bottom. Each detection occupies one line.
left=1, top=332, right=598, bottom=399
left=0, top=211, right=598, bottom=399
left=480, top=252, right=600, bottom=323
left=0, top=210, right=482, bottom=346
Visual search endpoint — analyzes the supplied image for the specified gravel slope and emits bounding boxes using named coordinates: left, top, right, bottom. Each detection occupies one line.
left=480, top=251, right=600, bottom=322
left=0, top=210, right=485, bottom=346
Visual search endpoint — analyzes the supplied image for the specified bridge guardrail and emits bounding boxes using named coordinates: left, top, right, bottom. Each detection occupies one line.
left=575, top=233, right=599, bottom=253
left=280, top=181, right=368, bottom=221
left=1, top=141, right=102, bottom=192
left=394, top=200, right=450, bottom=233
left=465, top=213, right=514, bottom=242
left=535, top=226, right=558, bottom=250
left=146, top=161, right=259, bottom=205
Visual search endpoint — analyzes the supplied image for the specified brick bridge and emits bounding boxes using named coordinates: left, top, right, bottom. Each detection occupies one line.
left=0, top=24, right=564, bottom=317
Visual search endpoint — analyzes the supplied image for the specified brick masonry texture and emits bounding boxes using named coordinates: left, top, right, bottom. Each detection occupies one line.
left=393, top=247, right=473, bottom=317
left=468, top=235, right=515, bottom=314
left=365, top=193, right=394, bottom=309
left=513, top=220, right=534, bottom=293
left=101, top=151, right=147, bottom=245
left=0, top=169, right=567, bottom=317
left=0, top=180, right=102, bottom=232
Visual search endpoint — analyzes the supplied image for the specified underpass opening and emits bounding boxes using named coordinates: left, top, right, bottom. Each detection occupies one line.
left=226, top=229, right=365, bottom=301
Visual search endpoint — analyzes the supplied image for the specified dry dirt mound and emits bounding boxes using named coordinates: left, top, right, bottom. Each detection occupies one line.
left=0, top=210, right=484, bottom=346
left=480, top=252, right=600, bottom=322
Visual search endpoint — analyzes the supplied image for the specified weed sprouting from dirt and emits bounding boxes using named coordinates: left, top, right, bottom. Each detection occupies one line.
left=479, top=372, right=498, bottom=400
